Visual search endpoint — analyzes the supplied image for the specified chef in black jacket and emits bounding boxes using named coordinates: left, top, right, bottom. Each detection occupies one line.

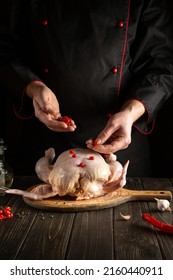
left=0, top=0, right=173, bottom=176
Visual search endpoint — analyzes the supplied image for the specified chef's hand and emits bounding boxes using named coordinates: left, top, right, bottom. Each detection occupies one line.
left=26, top=81, right=76, bottom=132
left=86, top=100, right=145, bottom=154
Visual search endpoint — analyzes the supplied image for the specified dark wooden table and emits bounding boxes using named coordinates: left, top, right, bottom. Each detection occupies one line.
left=0, top=176, right=173, bottom=260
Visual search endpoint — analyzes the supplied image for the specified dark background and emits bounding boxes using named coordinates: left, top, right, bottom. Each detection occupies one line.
left=0, top=0, right=173, bottom=178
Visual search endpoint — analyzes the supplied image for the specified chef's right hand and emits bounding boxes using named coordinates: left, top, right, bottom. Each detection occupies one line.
left=26, top=81, right=76, bottom=132
left=86, top=99, right=146, bottom=154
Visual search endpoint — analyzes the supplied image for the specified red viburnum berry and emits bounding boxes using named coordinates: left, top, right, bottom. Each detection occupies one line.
left=58, top=116, right=72, bottom=125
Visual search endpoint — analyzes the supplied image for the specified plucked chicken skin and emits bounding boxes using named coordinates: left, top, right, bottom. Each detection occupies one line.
left=6, top=148, right=129, bottom=200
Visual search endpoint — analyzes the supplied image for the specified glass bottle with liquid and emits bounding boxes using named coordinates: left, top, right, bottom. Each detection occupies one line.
left=0, top=138, right=14, bottom=190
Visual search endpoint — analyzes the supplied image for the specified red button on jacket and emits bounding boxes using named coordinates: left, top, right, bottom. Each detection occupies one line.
left=112, top=67, right=118, bottom=73
left=43, top=68, right=49, bottom=73
left=42, top=20, right=48, bottom=26
left=118, top=21, right=124, bottom=27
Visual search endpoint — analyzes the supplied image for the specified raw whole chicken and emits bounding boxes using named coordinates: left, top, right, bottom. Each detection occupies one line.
left=6, top=148, right=129, bottom=200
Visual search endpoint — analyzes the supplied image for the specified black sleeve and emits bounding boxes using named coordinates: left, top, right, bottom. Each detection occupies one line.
left=128, top=0, right=173, bottom=133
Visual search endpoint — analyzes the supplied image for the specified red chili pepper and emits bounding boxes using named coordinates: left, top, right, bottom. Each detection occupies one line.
left=72, top=154, right=76, bottom=158
left=69, top=149, right=74, bottom=154
left=58, top=116, right=72, bottom=125
left=142, top=214, right=173, bottom=234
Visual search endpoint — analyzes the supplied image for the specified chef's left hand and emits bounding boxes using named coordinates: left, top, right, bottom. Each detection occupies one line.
left=86, top=100, right=146, bottom=154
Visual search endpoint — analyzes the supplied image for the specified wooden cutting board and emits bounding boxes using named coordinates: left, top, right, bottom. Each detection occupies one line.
left=23, top=184, right=172, bottom=212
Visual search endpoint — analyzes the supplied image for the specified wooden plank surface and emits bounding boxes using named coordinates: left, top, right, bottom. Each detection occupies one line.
left=113, top=178, right=163, bottom=260
left=141, top=178, right=173, bottom=260
left=66, top=208, right=114, bottom=260
left=0, top=177, right=38, bottom=260
left=16, top=211, right=75, bottom=260
left=0, top=176, right=173, bottom=260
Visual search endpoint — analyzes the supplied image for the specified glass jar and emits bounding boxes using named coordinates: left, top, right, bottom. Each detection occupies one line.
left=0, top=138, right=14, bottom=190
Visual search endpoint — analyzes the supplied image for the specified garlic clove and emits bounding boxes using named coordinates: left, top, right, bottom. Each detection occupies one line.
left=120, top=212, right=131, bottom=220
left=154, top=198, right=171, bottom=212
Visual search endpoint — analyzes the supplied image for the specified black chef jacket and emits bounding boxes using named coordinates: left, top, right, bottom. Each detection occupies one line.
left=0, top=0, right=173, bottom=176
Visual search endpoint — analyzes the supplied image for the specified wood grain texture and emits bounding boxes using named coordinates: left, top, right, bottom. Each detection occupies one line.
left=0, top=176, right=173, bottom=260
left=16, top=211, right=75, bottom=260
left=66, top=209, right=114, bottom=260
left=0, top=196, right=38, bottom=260
left=113, top=178, right=163, bottom=260
left=141, top=177, right=173, bottom=260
